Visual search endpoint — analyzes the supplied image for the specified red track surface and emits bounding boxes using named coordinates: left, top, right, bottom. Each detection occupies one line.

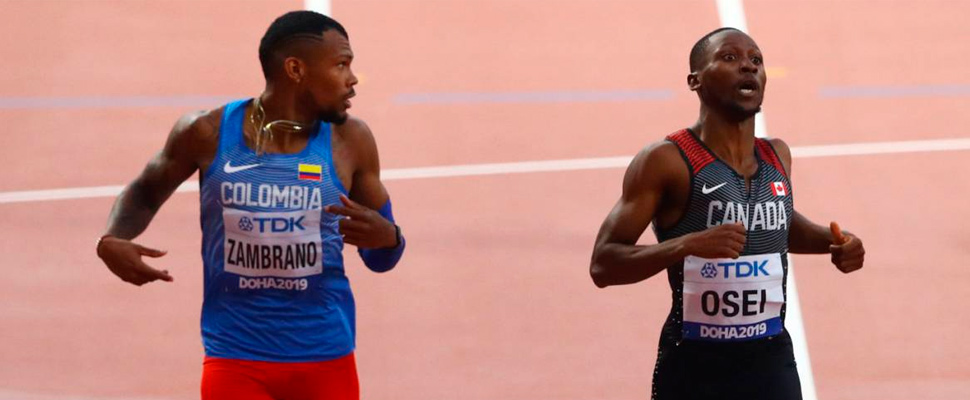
left=1, top=1, right=967, bottom=399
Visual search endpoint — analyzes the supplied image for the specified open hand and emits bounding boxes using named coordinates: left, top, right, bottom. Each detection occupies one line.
left=97, top=236, right=174, bottom=285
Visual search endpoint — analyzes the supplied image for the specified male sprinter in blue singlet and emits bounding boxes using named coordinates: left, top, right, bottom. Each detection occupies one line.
left=95, top=11, right=405, bottom=400
left=590, top=28, right=865, bottom=400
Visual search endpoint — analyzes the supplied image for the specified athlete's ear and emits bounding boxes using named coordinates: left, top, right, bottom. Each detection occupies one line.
left=687, top=72, right=701, bottom=91
left=283, top=57, right=307, bottom=84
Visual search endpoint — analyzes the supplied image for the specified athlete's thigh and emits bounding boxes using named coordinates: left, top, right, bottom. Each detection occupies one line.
left=651, top=345, right=689, bottom=400
left=201, top=358, right=274, bottom=400
left=287, top=353, right=360, bottom=400
left=755, top=358, right=802, bottom=400
left=722, top=351, right=802, bottom=400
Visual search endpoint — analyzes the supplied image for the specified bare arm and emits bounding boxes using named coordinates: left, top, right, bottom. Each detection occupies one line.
left=325, top=118, right=399, bottom=250
left=105, top=112, right=207, bottom=239
left=766, top=138, right=834, bottom=253
left=346, top=119, right=391, bottom=212
left=590, top=143, right=746, bottom=288
left=768, top=137, right=865, bottom=272
left=97, top=111, right=215, bottom=285
left=788, top=210, right=838, bottom=254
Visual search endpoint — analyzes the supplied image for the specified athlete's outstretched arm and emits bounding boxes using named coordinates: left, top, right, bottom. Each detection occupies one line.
left=97, top=111, right=215, bottom=285
left=767, top=138, right=865, bottom=273
left=590, top=143, right=746, bottom=288
left=325, top=118, right=404, bottom=272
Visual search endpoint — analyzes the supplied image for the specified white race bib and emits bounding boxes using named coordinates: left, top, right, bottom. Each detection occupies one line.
left=682, top=253, right=785, bottom=341
left=222, top=208, right=323, bottom=278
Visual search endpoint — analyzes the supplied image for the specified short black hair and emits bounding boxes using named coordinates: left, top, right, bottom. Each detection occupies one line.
left=258, top=11, right=349, bottom=79
left=689, top=27, right=742, bottom=72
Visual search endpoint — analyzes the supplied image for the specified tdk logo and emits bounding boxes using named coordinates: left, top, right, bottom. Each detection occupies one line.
left=251, top=216, right=306, bottom=233
left=238, top=217, right=254, bottom=232
left=707, top=260, right=770, bottom=278
left=701, top=263, right=718, bottom=278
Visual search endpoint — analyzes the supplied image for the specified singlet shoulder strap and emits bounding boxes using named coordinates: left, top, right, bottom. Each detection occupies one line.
left=665, top=129, right=715, bottom=176
left=217, top=99, right=250, bottom=153
left=755, top=138, right=788, bottom=178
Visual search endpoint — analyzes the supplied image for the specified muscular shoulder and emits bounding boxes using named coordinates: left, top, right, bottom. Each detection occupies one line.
left=627, top=141, right=685, bottom=181
left=623, top=140, right=686, bottom=198
left=333, top=116, right=376, bottom=149
left=163, top=107, right=222, bottom=165
left=174, top=108, right=221, bottom=141
left=332, top=116, right=380, bottom=167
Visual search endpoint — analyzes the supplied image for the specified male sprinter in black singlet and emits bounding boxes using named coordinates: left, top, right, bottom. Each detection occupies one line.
left=589, top=28, right=865, bottom=399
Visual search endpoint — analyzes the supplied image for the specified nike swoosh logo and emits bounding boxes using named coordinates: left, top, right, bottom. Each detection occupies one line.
left=701, top=182, right=727, bottom=194
left=224, top=161, right=261, bottom=174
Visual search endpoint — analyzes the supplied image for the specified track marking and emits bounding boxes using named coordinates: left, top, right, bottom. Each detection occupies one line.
left=304, top=0, right=331, bottom=16
left=819, top=84, right=970, bottom=98
left=766, top=66, right=788, bottom=78
left=1, top=138, right=968, bottom=205
left=716, top=1, right=817, bottom=398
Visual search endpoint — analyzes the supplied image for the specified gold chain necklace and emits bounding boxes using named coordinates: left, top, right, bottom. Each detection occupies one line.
left=250, top=97, right=314, bottom=156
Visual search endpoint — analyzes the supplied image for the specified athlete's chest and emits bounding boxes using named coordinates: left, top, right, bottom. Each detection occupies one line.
left=199, top=132, right=354, bottom=193
left=693, top=162, right=792, bottom=232
left=217, top=163, right=334, bottom=212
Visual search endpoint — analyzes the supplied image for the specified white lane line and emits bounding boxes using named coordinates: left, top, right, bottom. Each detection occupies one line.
left=381, top=156, right=632, bottom=180
left=0, top=138, right=968, bottom=205
left=716, top=0, right=749, bottom=32
left=304, top=0, right=331, bottom=16
left=783, top=261, right=815, bottom=397
left=716, top=1, right=817, bottom=398
left=0, top=182, right=198, bottom=204
left=792, top=138, right=970, bottom=157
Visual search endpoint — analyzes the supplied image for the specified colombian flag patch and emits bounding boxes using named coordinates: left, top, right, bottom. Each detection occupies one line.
left=298, top=164, right=323, bottom=181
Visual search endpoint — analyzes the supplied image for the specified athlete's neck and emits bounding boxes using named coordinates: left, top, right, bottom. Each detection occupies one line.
left=691, top=108, right=757, bottom=174
left=247, top=90, right=317, bottom=155
left=257, top=89, right=317, bottom=126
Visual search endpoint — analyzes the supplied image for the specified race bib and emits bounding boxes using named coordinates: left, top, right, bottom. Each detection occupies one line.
left=222, top=208, right=323, bottom=278
left=682, top=253, right=785, bottom=341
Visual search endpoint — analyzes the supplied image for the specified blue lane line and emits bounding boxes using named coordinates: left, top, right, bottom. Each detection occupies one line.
left=393, top=89, right=674, bottom=105
left=0, top=95, right=243, bottom=110
left=819, top=84, right=970, bottom=99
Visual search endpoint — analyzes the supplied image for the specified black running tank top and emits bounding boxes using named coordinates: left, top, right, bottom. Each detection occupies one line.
left=653, top=129, right=794, bottom=346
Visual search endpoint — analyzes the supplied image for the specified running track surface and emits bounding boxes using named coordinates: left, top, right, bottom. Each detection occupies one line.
left=0, top=1, right=968, bottom=399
